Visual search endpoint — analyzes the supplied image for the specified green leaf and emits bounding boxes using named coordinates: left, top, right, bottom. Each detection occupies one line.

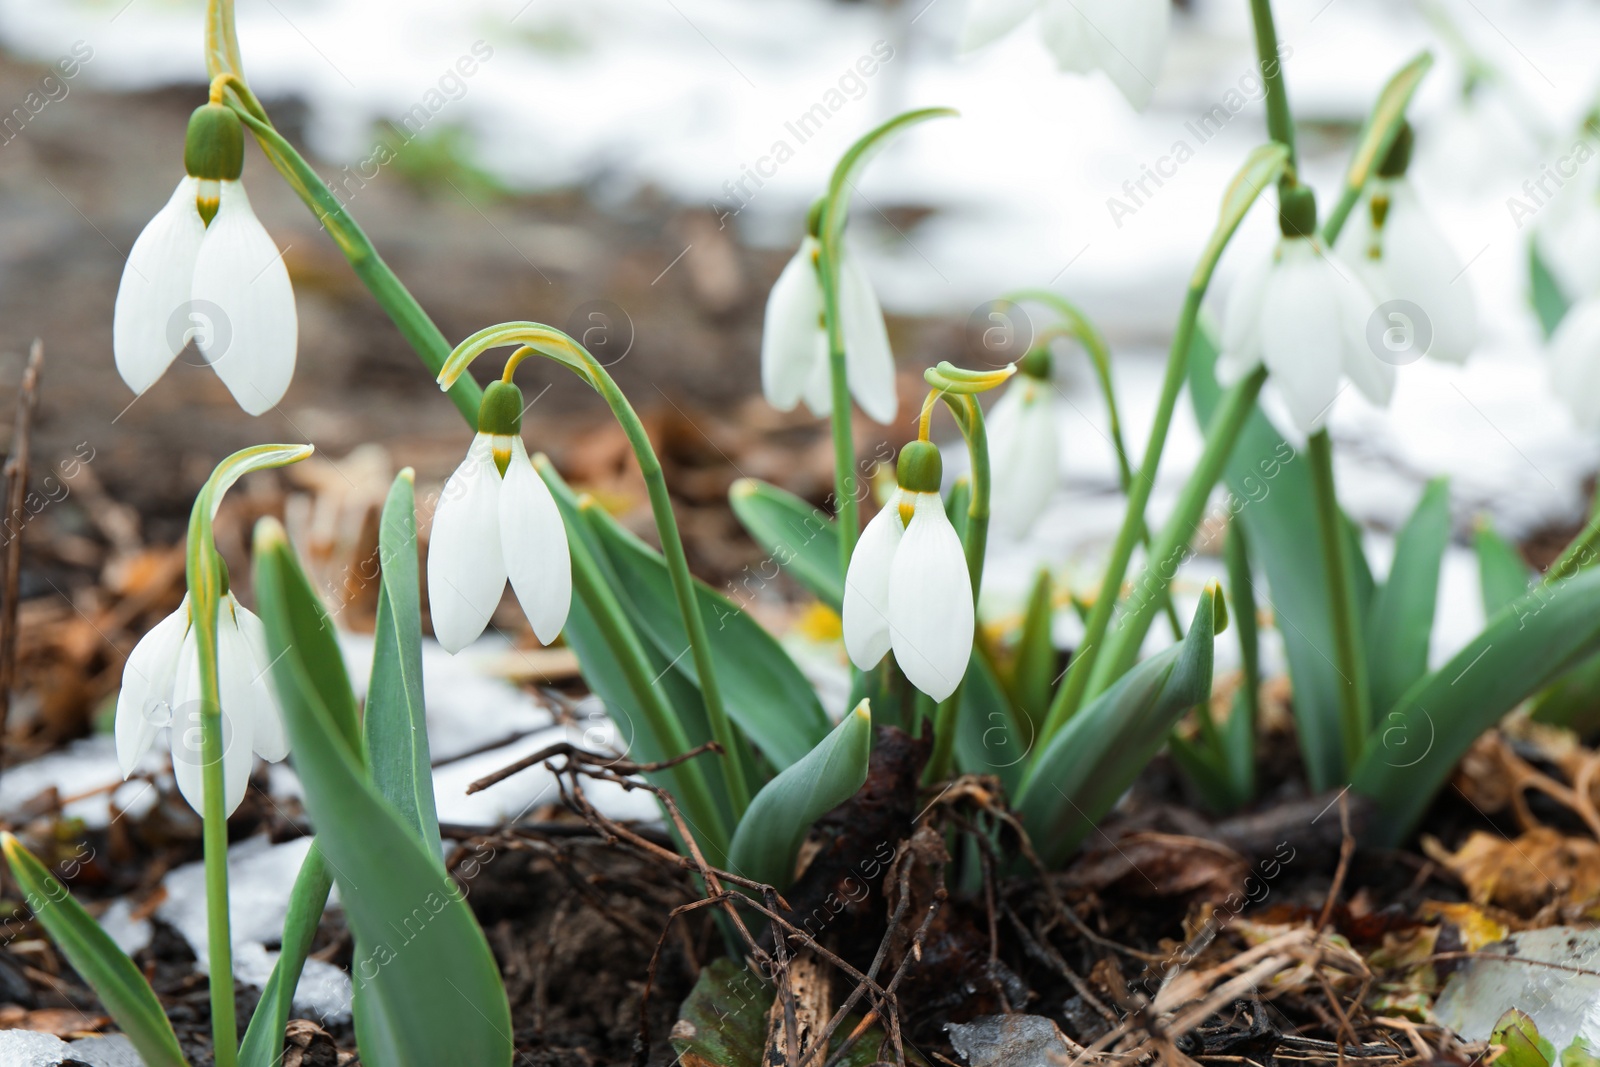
left=1492, top=1010, right=1556, bottom=1067
left=1, top=834, right=188, bottom=1067
left=581, top=497, right=830, bottom=771
left=1220, top=521, right=1259, bottom=801
left=253, top=521, right=512, bottom=1067
left=363, top=470, right=441, bottom=854
left=727, top=701, right=872, bottom=889
left=238, top=843, right=334, bottom=1067
left=1010, top=569, right=1057, bottom=733
left=1530, top=651, right=1600, bottom=735
left=1476, top=519, right=1531, bottom=616
left=1189, top=324, right=1352, bottom=790
left=955, top=650, right=1031, bottom=797
left=1016, top=588, right=1219, bottom=867
left=1366, top=478, right=1450, bottom=717
left=1353, top=565, right=1600, bottom=845
left=728, top=479, right=842, bottom=611
left=1563, top=1036, right=1600, bottom=1067
left=1531, top=239, right=1571, bottom=339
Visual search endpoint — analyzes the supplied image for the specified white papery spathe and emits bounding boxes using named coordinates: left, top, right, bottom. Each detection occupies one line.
left=1549, top=297, right=1600, bottom=429
left=1218, top=237, right=1389, bottom=437
left=761, top=235, right=898, bottom=424
left=843, top=491, right=975, bottom=701
left=1336, top=178, right=1478, bottom=365
left=988, top=376, right=1059, bottom=538
left=115, top=593, right=290, bottom=817
left=427, top=433, right=571, bottom=654
left=959, top=0, right=1170, bottom=110
left=114, top=177, right=298, bottom=416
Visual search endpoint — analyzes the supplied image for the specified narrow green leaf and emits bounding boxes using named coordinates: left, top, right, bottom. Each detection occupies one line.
left=1016, top=588, right=1218, bottom=866
left=1011, top=568, right=1058, bottom=733
left=1221, top=521, right=1259, bottom=802
left=364, top=470, right=441, bottom=854
left=728, top=479, right=842, bottom=610
left=238, top=843, right=333, bottom=1067
left=1353, top=566, right=1600, bottom=845
left=1344, top=512, right=1376, bottom=624
left=580, top=497, right=830, bottom=770
left=1531, top=651, right=1600, bottom=736
left=727, top=701, right=872, bottom=889
left=253, top=521, right=512, bottom=1067
left=1367, top=478, right=1451, bottom=717
left=1531, top=239, right=1571, bottom=339
left=954, top=650, right=1030, bottom=797
left=1475, top=519, right=1531, bottom=616
left=1, top=834, right=188, bottom=1067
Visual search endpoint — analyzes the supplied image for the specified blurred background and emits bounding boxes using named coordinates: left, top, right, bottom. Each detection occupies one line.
left=0, top=0, right=1595, bottom=769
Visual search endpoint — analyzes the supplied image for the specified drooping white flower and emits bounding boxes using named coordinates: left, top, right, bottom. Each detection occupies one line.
left=113, top=102, right=297, bottom=416
left=1535, top=175, right=1600, bottom=303
left=761, top=235, right=898, bottom=424
left=959, top=0, right=1170, bottom=111
left=987, top=356, right=1059, bottom=538
left=1219, top=187, right=1388, bottom=436
left=427, top=382, right=571, bottom=653
left=1548, top=296, right=1600, bottom=429
left=842, top=442, right=974, bottom=701
left=115, top=593, right=290, bottom=818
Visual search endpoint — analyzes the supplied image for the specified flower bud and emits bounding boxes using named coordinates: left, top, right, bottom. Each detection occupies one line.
left=1278, top=184, right=1318, bottom=240
left=896, top=440, right=943, bottom=494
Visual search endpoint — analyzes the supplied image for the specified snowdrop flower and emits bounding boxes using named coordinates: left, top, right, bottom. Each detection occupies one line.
left=1334, top=126, right=1478, bottom=365
left=843, top=441, right=974, bottom=701
left=761, top=224, right=898, bottom=425
left=1535, top=172, right=1600, bottom=302
left=959, top=0, right=1170, bottom=110
left=114, top=100, right=297, bottom=416
left=115, top=593, right=289, bottom=818
left=1548, top=297, right=1600, bottom=429
left=988, top=349, right=1059, bottom=538
left=1219, top=186, right=1389, bottom=436
left=428, top=380, right=571, bottom=653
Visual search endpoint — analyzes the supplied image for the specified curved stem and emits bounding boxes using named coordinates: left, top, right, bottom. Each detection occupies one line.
left=818, top=244, right=862, bottom=584
left=926, top=393, right=989, bottom=783
left=465, top=328, right=751, bottom=816
left=1249, top=0, right=1298, bottom=170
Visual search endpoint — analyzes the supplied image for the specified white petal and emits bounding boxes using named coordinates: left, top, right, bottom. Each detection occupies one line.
left=499, top=439, right=571, bottom=645
left=1550, top=298, right=1600, bottom=429
left=888, top=493, right=975, bottom=702
left=229, top=599, right=290, bottom=762
left=842, top=491, right=904, bottom=671
left=838, top=246, right=899, bottom=424
left=1331, top=257, right=1394, bottom=407
left=113, top=177, right=206, bottom=396
left=761, top=240, right=826, bottom=413
left=170, top=629, right=253, bottom=818
left=1370, top=181, right=1479, bottom=364
left=115, top=604, right=188, bottom=777
left=1257, top=240, right=1347, bottom=434
left=959, top=0, right=1036, bottom=52
left=1537, top=184, right=1600, bottom=301
left=192, top=181, right=298, bottom=416
left=427, top=434, right=507, bottom=653
left=1218, top=249, right=1272, bottom=384
left=990, top=381, right=1059, bottom=538
left=1042, top=0, right=1168, bottom=110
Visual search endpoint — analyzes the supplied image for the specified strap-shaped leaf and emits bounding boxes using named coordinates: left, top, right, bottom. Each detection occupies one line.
left=580, top=495, right=830, bottom=771
left=1009, top=569, right=1057, bottom=734
left=1475, top=519, right=1531, bottom=616
left=364, top=470, right=441, bottom=854
left=1531, top=651, right=1600, bottom=736
left=1016, top=588, right=1219, bottom=867
left=253, top=521, right=512, bottom=1067
left=727, top=701, right=872, bottom=889
left=1, top=834, right=188, bottom=1067
left=238, top=843, right=333, bottom=1067
left=1530, top=241, right=1571, bottom=339
left=728, top=479, right=843, bottom=610
left=1353, top=566, right=1600, bottom=844
left=1366, top=478, right=1451, bottom=717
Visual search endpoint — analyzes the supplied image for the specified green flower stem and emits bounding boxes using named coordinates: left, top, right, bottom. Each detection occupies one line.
left=184, top=445, right=312, bottom=1067
left=1307, top=428, right=1373, bottom=765
left=444, top=324, right=752, bottom=818
left=1089, top=367, right=1269, bottom=686
left=818, top=248, right=861, bottom=585
left=1001, top=289, right=1184, bottom=639
left=1036, top=286, right=1206, bottom=748
left=926, top=393, right=991, bottom=784
left=1249, top=0, right=1298, bottom=171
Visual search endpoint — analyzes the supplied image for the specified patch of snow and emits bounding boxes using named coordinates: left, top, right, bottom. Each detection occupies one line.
left=1436, top=926, right=1600, bottom=1050
left=0, top=737, right=160, bottom=830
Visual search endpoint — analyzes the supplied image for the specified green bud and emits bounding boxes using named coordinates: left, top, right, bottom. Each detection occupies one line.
left=1018, top=348, right=1053, bottom=381
left=1376, top=122, right=1414, bottom=179
left=896, top=440, right=943, bottom=495
left=1278, top=185, right=1318, bottom=239
left=477, top=380, right=524, bottom=437
left=805, top=196, right=826, bottom=240
left=184, top=103, right=245, bottom=183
